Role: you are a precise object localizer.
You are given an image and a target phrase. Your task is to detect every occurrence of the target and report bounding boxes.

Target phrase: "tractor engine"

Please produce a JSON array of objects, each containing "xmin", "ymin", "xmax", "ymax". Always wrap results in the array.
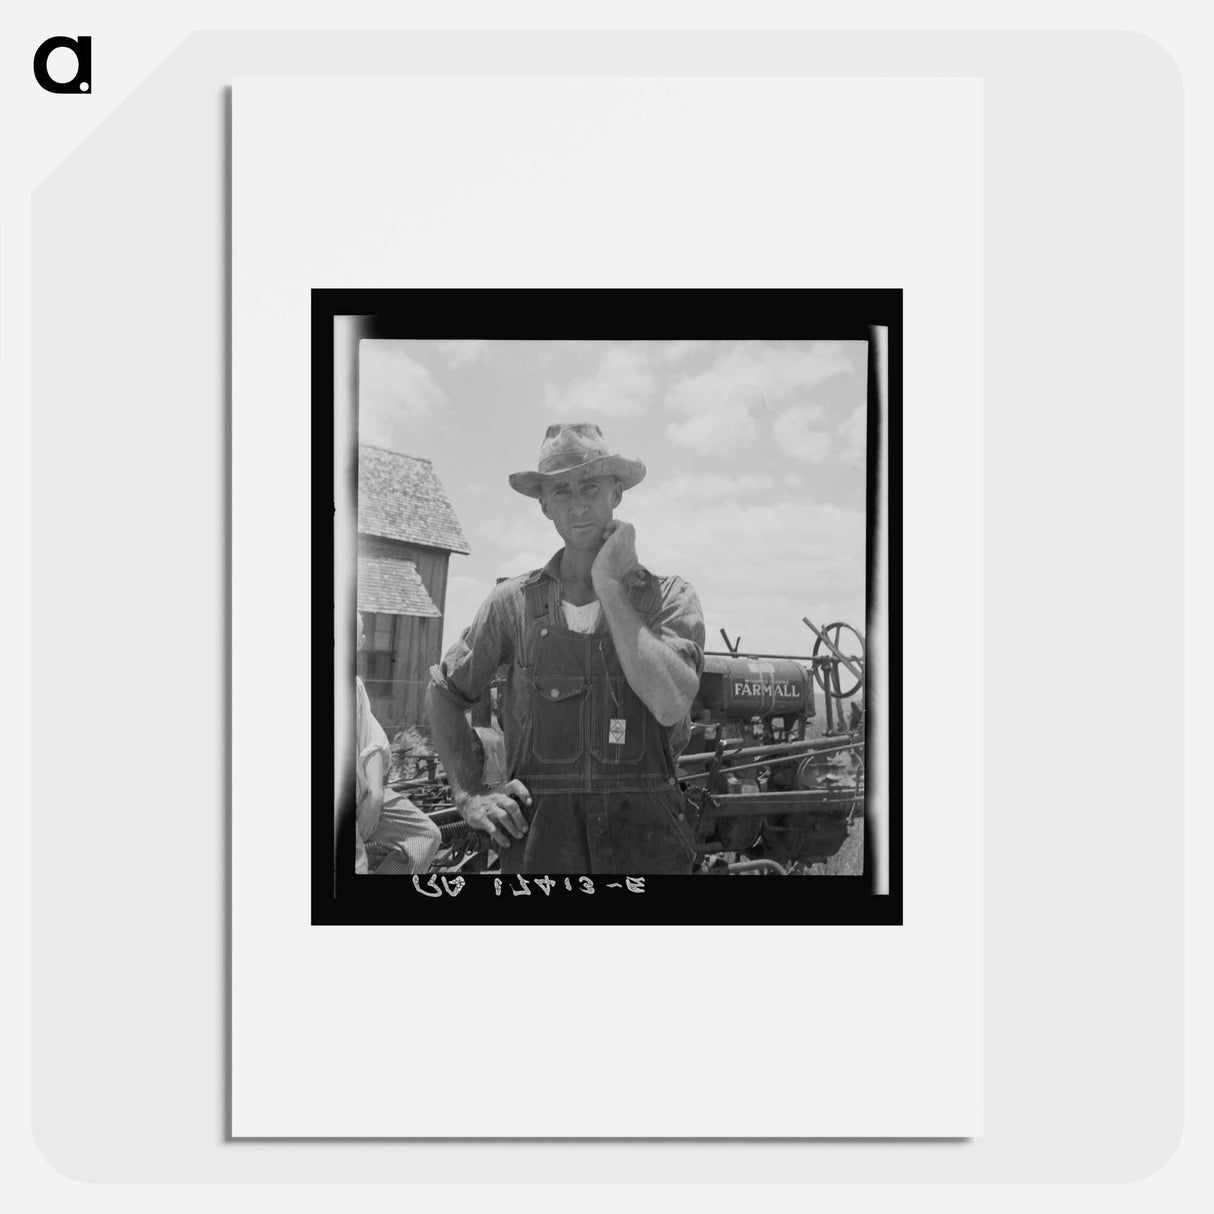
[
  {"xmin": 692, "ymin": 654, "xmax": 814, "ymax": 725},
  {"xmin": 683, "ymin": 652, "xmax": 860, "ymax": 866}
]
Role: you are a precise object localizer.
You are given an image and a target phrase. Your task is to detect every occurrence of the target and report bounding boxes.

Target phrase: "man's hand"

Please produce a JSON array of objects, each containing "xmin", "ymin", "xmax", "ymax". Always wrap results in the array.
[
  {"xmin": 457, "ymin": 778, "xmax": 532, "ymax": 851},
  {"xmin": 591, "ymin": 519, "xmax": 638, "ymax": 589}
]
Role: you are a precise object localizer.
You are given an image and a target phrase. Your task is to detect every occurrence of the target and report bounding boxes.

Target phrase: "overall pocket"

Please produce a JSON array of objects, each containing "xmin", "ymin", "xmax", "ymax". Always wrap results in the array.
[
  {"xmin": 610, "ymin": 789, "xmax": 697, "ymax": 872},
  {"xmin": 529, "ymin": 673, "xmax": 587, "ymax": 764},
  {"xmin": 656, "ymin": 787, "xmax": 698, "ymax": 861},
  {"xmin": 590, "ymin": 676, "xmax": 648, "ymax": 764}
]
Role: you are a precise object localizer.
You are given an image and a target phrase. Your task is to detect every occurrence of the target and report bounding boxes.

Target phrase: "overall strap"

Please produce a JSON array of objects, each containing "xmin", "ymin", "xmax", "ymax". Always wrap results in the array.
[
  {"xmin": 521, "ymin": 572, "xmax": 562, "ymax": 666},
  {"xmin": 523, "ymin": 577, "xmax": 551, "ymax": 624}
]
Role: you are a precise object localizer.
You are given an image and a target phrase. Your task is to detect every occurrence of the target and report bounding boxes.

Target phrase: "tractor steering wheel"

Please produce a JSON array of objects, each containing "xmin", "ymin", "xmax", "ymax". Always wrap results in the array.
[{"xmin": 811, "ymin": 621, "xmax": 865, "ymax": 699}]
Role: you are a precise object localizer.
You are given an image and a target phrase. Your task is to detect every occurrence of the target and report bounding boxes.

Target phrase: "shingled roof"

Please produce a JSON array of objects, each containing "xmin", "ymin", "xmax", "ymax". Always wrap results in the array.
[
  {"xmin": 357, "ymin": 556, "xmax": 441, "ymax": 618},
  {"xmin": 357, "ymin": 445, "xmax": 471, "ymax": 554}
]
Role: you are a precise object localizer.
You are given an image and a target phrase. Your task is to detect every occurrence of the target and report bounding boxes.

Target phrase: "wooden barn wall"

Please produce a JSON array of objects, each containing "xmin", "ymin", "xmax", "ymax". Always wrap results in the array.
[
  {"xmin": 357, "ymin": 533, "xmax": 454, "ymax": 732},
  {"xmin": 387, "ymin": 615, "xmax": 443, "ymax": 731}
]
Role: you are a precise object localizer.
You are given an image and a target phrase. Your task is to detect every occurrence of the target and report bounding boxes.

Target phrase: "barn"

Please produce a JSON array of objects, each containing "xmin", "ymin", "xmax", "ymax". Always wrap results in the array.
[{"xmin": 356, "ymin": 444, "xmax": 470, "ymax": 732}]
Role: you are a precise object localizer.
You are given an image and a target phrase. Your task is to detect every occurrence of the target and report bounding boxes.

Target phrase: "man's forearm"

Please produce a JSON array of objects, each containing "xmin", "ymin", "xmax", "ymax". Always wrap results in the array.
[
  {"xmin": 595, "ymin": 580, "xmax": 699, "ymax": 727},
  {"xmin": 424, "ymin": 683, "xmax": 484, "ymax": 804},
  {"xmin": 357, "ymin": 753, "xmax": 386, "ymax": 839}
]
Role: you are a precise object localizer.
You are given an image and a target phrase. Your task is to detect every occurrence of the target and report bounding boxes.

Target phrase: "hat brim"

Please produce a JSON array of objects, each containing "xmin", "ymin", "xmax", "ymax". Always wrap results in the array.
[{"xmin": 508, "ymin": 455, "xmax": 646, "ymax": 499}]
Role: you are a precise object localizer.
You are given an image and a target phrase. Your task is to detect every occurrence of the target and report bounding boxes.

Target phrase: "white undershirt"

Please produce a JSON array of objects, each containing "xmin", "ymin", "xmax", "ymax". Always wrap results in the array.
[{"xmin": 561, "ymin": 599, "xmax": 602, "ymax": 634}]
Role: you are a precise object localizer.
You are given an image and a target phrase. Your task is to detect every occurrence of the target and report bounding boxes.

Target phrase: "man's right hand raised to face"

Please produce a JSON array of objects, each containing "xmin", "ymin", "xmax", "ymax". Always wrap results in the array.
[{"xmin": 456, "ymin": 778, "xmax": 532, "ymax": 850}]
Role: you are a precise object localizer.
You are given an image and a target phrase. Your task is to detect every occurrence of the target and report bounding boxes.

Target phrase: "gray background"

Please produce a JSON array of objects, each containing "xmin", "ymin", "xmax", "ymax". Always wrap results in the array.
[{"xmin": 31, "ymin": 31, "xmax": 1180, "ymax": 1180}]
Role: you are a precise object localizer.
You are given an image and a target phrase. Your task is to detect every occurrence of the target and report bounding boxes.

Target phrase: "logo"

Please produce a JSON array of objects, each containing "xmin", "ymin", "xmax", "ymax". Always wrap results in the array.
[
  {"xmin": 733, "ymin": 680, "xmax": 802, "ymax": 700},
  {"xmin": 33, "ymin": 35, "xmax": 91, "ymax": 94}
]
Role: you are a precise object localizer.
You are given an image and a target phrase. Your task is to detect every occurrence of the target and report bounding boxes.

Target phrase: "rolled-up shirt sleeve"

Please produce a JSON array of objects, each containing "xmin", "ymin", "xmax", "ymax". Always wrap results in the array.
[
  {"xmin": 651, "ymin": 576, "xmax": 706, "ymax": 678},
  {"xmin": 429, "ymin": 583, "xmax": 514, "ymax": 711}
]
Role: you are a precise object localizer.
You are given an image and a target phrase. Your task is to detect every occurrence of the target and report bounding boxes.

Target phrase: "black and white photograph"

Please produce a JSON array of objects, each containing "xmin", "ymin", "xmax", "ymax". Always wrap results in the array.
[{"xmin": 317, "ymin": 288, "xmax": 900, "ymax": 924}]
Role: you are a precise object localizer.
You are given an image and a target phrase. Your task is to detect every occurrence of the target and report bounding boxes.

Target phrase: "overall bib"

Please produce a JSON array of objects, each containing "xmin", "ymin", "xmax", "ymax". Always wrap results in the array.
[{"xmin": 500, "ymin": 571, "xmax": 697, "ymax": 875}]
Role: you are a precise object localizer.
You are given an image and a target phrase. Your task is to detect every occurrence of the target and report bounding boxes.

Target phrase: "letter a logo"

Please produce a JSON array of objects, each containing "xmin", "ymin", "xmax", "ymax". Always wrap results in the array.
[{"xmin": 33, "ymin": 36, "xmax": 92, "ymax": 94}]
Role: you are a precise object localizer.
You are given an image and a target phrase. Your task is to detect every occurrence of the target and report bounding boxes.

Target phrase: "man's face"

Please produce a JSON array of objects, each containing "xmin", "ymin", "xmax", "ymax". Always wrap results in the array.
[{"xmin": 539, "ymin": 474, "xmax": 622, "ymax": 551}]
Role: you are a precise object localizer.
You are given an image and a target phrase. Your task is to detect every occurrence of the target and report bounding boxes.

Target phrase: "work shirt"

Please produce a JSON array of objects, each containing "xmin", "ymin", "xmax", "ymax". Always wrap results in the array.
[
  {"xmin": 429, "ymin": 549, "xmax": 706, "ymax": 872},
  {"xmin": 355, "ymin": 676, "xmax": 391, "ymax": 806}
]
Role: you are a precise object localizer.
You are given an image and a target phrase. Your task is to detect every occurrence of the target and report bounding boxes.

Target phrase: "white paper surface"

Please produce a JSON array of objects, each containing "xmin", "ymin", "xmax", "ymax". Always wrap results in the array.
[{"xmin": 232, "ymin": 75, "xmax": 982, "ymax": 1138}]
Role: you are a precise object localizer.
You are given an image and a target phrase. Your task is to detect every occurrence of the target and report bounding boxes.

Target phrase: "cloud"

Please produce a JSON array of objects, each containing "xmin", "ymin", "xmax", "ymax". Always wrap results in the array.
[
  {"xmin": 838, "ymin": 404, "xmax": 867, "ymax": 459},
  {"xmin": 546, "ymin": 345, "xmax": 658, "ymax": 418},
  {"xmin": 657, "ymin": 472, "xmax": 775, "ymax": 501},
  {"xmin": 663, "ymin": 403, "xmax": 757, "ymax": 453},
  {"xmin": 474, "ymin": 503, "xmax": 567, "ymax": 582},
  {"xmin": 495, "ymin": 549, "xmax": 556, "ymax": 581},
  {"xmin": 606, "ymin": 340, "xmax": 716, "ymax": 363},
  {"xmin": 359, "ymin": 341, "xmax": 450, "ymax": 448},
  {"xmin": 663, "ymin": 341, "xmax": 856, "ymax": 455},
  {"xmin": 621, "ymin": 473, "xmax": 866, "ymax": 654},
  {"xmin": 439, "ymin": 573, "xmax": 494, "ymax": 653},
  {"xmin": 476, "ymin": 502, "xmax": 554, "ymax": 553},
  {"xmin": 650, "ymin": 340, "xmax": 716, "ymax": 365},
  {"xmin": 433, "ymin": 339, "xmax": 489, "ymax": 369},
  {"xmin": 772, "ymin": 403, "xmax": 831, "ymax": 462}
]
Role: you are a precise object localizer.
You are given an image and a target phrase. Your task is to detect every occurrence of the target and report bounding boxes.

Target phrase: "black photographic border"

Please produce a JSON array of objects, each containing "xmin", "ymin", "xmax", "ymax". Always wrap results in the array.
[{"xmin": 312, "ymin": 288, "xmax": 902, "ymax": 926}]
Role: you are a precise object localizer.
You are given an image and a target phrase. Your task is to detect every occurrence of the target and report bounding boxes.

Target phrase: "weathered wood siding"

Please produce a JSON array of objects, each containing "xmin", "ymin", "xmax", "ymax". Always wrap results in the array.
[{"xmin": 358, "ymin": 533, "xmax": 452, "ymax": 732}]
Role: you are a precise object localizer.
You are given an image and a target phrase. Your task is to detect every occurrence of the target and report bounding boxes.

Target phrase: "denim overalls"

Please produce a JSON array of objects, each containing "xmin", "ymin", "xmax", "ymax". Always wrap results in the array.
[{"xmin": 499, "ymin": 568, "xmax": 697, "ymax": 874}]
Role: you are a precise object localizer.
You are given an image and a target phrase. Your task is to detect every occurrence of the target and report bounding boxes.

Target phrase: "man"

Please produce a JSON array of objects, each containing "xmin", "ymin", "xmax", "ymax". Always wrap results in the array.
[
  {"xmin": 354, "ymin": 613, "xmax": 443, "ymax": 875},
  {"xmin": 426, "ymin": 422, "xmax": 706, "ymax": 874}
]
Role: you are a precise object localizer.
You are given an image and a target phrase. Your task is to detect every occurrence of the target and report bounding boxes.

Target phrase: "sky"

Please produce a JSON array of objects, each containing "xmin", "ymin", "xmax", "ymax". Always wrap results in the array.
[{"xmin": 359, "ymin": 339, "xmax": 868, "ymax": 662}]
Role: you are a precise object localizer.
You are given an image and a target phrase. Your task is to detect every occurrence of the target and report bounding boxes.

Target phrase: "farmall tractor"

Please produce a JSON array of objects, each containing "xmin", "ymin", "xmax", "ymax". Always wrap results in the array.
[
  {"xmin": 678, "ymin": 618, "xmax": 866, "ymax": 875},
  {"xmin": 376, "ymin": 617, "xmax": 866, "ymax": 876}
]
